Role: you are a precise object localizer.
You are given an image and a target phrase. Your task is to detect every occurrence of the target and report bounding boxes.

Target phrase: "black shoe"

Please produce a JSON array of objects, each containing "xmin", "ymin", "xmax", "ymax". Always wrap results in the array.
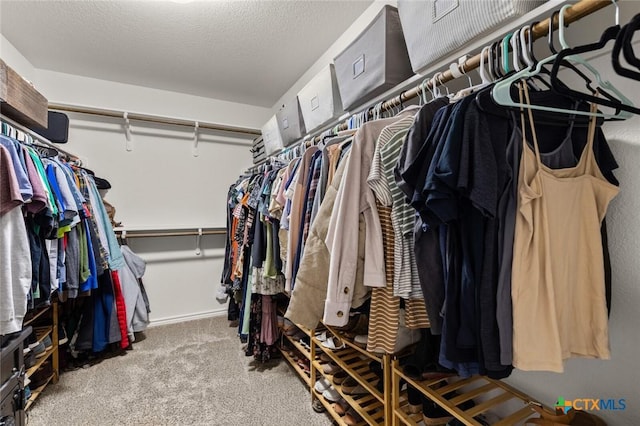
[{"xmin": 24, "ymin": 351, "xmax": 36, "ymax": 369}]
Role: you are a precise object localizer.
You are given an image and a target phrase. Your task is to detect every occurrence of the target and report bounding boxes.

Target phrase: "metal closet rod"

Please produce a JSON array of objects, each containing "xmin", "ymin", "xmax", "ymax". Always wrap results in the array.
[
  {"xmin": 48, "ymin": 102, "xmax": 262, "ymax": 136},
  {"xmin": 114, "ymin": 227, "xmax": 226, "ymax": 238},
  {"xmin": 299, "ymin": 0, "xmax": 613, "ymax": 145},
  {"xmin": 1, "ymin": 113, "xmax": 80, "ymax": 160}
]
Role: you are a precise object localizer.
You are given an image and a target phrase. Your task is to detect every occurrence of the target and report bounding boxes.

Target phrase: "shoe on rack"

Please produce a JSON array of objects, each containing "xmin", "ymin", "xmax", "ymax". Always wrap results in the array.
[
  {"xmin": 322, "ymin": 362, "xmax": 342, "ymax": 375},
  {"xmin": 422, "ymin": 394, "xmax": 475, "ymax": 426},
  {"xmin": 344, "ymin": 408, "xmax": 363, "ymax": 426},
  {"xmin": 23, "ymin": 386, "xmax": 31, "ymax": 404},
  {"xmin": 332, "ymin": 398, "xmax": 349, "ymax": 416},
  {"xmin": 312, "ymin": 399, "xmax": 326, "ymax": 413},
  {"xmin": 353, "ymin": 334, "xmax": 368, "ymax": 348},
  {"xmin": 314, "ymin": 377, "xmax": 332, "ymax": 393},
  {"xmin": 32, "ymin": 341, "xmax": 46, "ymax": 358},
  {"xmin": 321, "ymin": 336, "xmax": 345, "ymax": 351},
  {"xmin": 319, "ymin": 352, "xmax": 332, "ymax": 363},
  {"xmin": 42, "ymin": 335, "xmax": 53, "ymax": 351},
  {"xmin": 322, "ymin": 386, "xmax": 341, "ymax": 403},
  {"xmin": 315, "ymin": 330, "xmax": 329, "ymax": 342},
  {"xmin": 27, "ymin": 333, "xmax": 39, "ymax": 350},
  {"xmin": 343, "ymin": 382, "xmax": 370, "ymax": 396},
  {"xmin": 29, "ymin": 362, "xmax": 53, "ymax": 389},
  {"xmin": 332, "ymin": 370, "xmax": 349, "ymax": 385},
  {"xmin": 24, "ymin": 351, "xmax": 36, "ymax": 369},
  {"xmin": 407, "ymin": 386, "xmax": 422, "ymax": 414}
]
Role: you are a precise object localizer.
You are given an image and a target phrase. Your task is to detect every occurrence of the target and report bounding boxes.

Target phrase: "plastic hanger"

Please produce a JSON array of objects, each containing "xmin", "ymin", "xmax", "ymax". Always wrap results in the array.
[
  {"xmin": 491, "ymin": 41, "xmax": 504, "ymax": 79},
  {"xmin": 549, "ymin": 2, "xmax": 637, "ymax": 115},
  {"xmin": 622, "ymin": 13, "xmax": 640, "ymax": 67},
  {"xmin": 492, "ymin": 5, "xmax": 630, "ymax": 119},
  {"xmin": 612, "ymin": 14, "xmax": 640, "ymax": 79},
  {"xmin": 502, "ymin": 33, "xmax": 513, "ymax": 74}
]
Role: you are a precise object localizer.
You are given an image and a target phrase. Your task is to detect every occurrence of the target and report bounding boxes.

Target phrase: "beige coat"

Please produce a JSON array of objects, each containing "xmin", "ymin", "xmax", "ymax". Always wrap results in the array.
[{"xmin": 285, "ymin": 151, "xmax": 371, "ymax": 329}]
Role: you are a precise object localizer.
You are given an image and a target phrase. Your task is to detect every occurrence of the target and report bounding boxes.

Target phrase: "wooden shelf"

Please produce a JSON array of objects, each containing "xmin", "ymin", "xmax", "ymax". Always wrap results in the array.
[
  {"xmin": 312, "ymin": 388, "xmax": 369, "ymax": 426},
  {"xmin": 25, "ymin": 373, "xmax": 54, "ymax": 411},
  {"xmin": 26, "ymin": 347, "xmax": 54, "ymax": 377},
  {"xmin": 23, "ymin": 306, "xmax": 51, "ymax": 327},
  {"xmin": 391, "ymin": 359, "xmax": 543, "ymax": 426},
  {"xmin": 33, "ymin": 326, "xmax": 53, "ymax": 344},
  {"xmin": 314, "ymin": 339, "xmax": 383, "ymax": 403},
  {"xmin": 324, "ymin": 324, "xmax": 383, "ymax": 361},
  {"xmin": 279, "ymin": 345, "xmax": 311, "ymax": 387},
  {"xmin": 281, "ymin": 331, "xmax": 312, "ymax": 360}
]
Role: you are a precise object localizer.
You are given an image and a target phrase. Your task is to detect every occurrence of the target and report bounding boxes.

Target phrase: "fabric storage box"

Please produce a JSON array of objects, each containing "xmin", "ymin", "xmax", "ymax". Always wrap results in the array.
[
  {"xmin": 398, "ymin": 0, "xmax": 546, "ymax": 73},
  {"xmin": 276, "ymin": 98, "xmax": 306, "ymax": 146},
  {"xmin": 261, "ymin": 116, "xmax": 284, "ymax": 156},
  {"xmin": 333, "ymin": 5, "xmax": 414, "ymax": 110},
  {"xmin": 297, "ymin": 64, "xmax": 343, "ymax": 132}
]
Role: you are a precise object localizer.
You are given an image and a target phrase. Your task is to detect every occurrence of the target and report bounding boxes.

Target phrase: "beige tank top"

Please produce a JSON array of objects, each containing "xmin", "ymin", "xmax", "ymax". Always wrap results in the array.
[{"xmin": 511, "ymin": 84, "xmax": 620, "ymax": 372}]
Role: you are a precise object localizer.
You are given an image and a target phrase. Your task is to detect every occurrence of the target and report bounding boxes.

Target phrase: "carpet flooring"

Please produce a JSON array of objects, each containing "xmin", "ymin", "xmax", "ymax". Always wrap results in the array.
[{"xmin": 27, "ymin": 316, "xmax": 331, "ymax": 426}]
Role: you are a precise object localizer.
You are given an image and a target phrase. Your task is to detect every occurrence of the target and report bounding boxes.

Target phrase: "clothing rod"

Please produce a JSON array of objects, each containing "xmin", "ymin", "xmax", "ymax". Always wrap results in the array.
[
  {"xmin": 301, "ymin": 0, "xmax": 612, "ymax": 144},
  {"xmin": 1, "ymin": 113, "xmax": 80, "ymax": 160},
  {"xmin": 113, "ymin": 226, "xmax": 226, "ymax": 238},
  {"xmin": 48, "ymin": 102, "xmax": 262, "ymax": 137},
  {"xmin": 115, "ymin": 230, "xmax": 226, "ymax": 238}
]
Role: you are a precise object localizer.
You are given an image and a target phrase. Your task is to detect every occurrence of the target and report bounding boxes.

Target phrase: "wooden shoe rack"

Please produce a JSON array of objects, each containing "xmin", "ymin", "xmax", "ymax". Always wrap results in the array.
[
  {"xmin": 391, "ymin": 358, "xmax": 546, "ymax": 426},
  {"xmin": 22, "ymin": 301, "xmax": 59, "ymax": 411},
  {"xmin": 278, "ymin": 316, "xmax": 546, "ymax": 426}
]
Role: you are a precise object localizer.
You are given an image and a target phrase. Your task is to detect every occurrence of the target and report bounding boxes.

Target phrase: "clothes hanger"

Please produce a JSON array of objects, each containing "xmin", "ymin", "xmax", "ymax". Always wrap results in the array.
[
  {"xmin": 491, "ymin": 41, "xmax": 504, "ymax": 79},
  {"xmin": 492, "ymin": 5, "xmax": 629, "ymax": 119},
  {"xmin": 502, "ymin": 32, "xmax": 514, "ymax": 74},
  {"xmin": 549, "ymin": 2, "xmax": 637, "ymax": 115},
  {"xmin": 622, "ymin": 13, "xmax": 640, "ymax": 68},
  {"xmin": 612, "ymin": 14, "xmax": 640, "ymax": 80}
]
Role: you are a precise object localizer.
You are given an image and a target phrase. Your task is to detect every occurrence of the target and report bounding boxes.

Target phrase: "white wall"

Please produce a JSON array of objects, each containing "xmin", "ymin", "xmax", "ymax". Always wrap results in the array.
[
  {"xmin": 30, "ymin": 71, "xmax": 272, "ymax": 325},
  {"xmin": 0, "ymin": 33, "xmax": 36, "ymax": 82}
]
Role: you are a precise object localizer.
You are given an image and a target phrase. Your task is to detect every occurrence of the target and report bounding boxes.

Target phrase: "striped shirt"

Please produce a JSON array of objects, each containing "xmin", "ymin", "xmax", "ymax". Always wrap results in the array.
[{"xmin": 368, "ymin": 116, "xmax": 424, "ymax": 300}]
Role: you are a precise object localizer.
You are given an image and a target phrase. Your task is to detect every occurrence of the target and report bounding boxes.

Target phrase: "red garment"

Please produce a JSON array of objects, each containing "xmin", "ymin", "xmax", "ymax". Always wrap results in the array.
[{"xmin": 111, "ymin": 270, "xmax": 129, "ymax": 349}]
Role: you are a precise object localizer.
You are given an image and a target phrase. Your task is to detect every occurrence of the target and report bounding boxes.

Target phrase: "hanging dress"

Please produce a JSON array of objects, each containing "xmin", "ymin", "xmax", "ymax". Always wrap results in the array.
[{"xmin": 511, "ymin": 85, "xmax": 619, "ymax": 372}]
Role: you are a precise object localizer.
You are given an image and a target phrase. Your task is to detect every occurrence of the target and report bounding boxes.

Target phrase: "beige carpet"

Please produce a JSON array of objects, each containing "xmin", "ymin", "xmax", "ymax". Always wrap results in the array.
[{"xmin": 27, "ymin": 316, "xmax": 331, "ymax": 426}]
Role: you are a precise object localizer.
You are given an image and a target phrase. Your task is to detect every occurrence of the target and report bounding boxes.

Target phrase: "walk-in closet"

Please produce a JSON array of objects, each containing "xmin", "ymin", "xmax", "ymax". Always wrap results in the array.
[{"xmin": 1, "ymin": 0, "xmax": 639, "ymax": 425}]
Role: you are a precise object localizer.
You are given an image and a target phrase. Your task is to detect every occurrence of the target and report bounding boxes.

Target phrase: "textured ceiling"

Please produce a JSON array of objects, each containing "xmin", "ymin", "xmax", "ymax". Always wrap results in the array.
[{"xmin": 0, "ymin": 0, "xmax": 372, "ymax": 107}]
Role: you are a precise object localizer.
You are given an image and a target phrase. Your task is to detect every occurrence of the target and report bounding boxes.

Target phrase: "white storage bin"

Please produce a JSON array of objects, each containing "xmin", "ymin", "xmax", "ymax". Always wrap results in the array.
[
  {"xmin": 276, "ymin": 98, "xmax": 306, "ymax": 146},
  {"xmin": 297, "ymin": 64, "xmax": 343, "ymax": 133},
  {"xmin": 333, "ymin": 5, "xmax": 414, "ymax": 110},
  {"xmin": 261, "ymin": 115, "xmax": 284, "ymax": 156},
  {"xmin": 398, "ymin": 0, "xmax": 546, "ymax": 74}
]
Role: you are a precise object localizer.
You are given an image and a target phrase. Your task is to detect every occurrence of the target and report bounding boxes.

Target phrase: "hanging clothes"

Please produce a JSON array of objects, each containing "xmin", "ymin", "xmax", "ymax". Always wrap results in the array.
[{"xmin": 511, "ymin": 86, "xmax": 619, "ymax": 372}]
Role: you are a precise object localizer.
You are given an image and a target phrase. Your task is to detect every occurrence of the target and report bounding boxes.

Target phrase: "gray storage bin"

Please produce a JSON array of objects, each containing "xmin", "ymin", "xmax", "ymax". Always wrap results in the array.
[
  {"xmin": 333, "ymin": 5, "xmax": 414, "ymax": 110},
  {"xmin": 398, "ymin": 0, "xmax": 546, "ymax": 74},
  {"xmin": 297, "ymin": 64, "xmax": 343, "ymax": 132},
  {"xmin": 261, "ymin": 115, "xmax": 284, "ymax": 156},
  {"xmin": 276, "ymin": 98, "xmax": 306, "ymax": 146}
]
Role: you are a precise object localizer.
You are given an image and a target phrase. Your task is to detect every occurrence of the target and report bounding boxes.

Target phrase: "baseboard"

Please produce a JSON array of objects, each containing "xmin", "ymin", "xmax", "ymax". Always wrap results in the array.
[{"xmin": 148, "ymin": 310, "xmax": 227, "ymax": 327}]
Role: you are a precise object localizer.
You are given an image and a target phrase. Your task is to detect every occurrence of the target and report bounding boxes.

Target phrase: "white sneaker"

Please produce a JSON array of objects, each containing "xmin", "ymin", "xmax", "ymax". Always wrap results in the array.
[
  {"xmin": 322, "ymin": 386, "xmax": 341, "ymax": 402},
  {"xmin": 314, "ymin": 377, "xmax": 332, "ymax": 393}
]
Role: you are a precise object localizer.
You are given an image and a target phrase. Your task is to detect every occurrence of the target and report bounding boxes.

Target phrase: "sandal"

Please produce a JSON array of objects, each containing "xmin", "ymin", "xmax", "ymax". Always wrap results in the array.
[
  {"xmin": 332, "ymin": 398, "xmax": 349, "ymax": 416},
  {"xmin": 333, "ymin": 370, "xmax": 349, "ymax": 385},
  {"xmin": 321, "ymin": 336, "xmax": 345, "ymax": 351},
  {"xmin": 322, "ymin": 362, "xmax": 342, "ymax": 375},
  {"xmin": 344, "ymin": 408, "xmax": 363, "ymax": 426}
]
